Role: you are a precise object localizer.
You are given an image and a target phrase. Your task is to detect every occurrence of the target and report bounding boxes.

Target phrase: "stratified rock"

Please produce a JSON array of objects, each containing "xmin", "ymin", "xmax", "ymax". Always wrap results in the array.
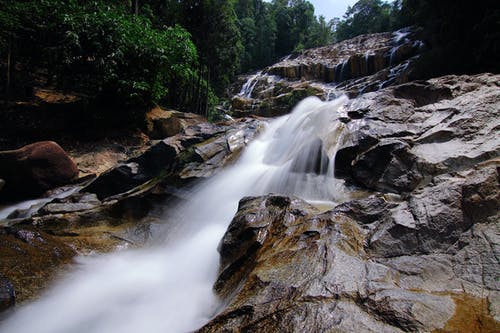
[
  {"xmin": 228, "ymin": 28, "xmax": 424, "ymax": 117},
  {"xmin": 0, "ymin": 141, "xmax": 79, "ymax": 201},
  {"xmin": 335, "ymin": 74, "xmax": 500, "ymax": 194},
  {"xmin": 82, "ymin": 118, "xmax": 262, "ymax": 200}
]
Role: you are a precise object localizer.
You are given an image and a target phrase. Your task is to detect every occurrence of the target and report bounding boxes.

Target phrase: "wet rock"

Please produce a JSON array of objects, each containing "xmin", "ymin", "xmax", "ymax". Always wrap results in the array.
[
  {"xmin": 82, "ymin": 118, "xmax": 262, "ymax": 200},
  {"xmin": 228, "ymin": 28, "xmax": 425, "ymax": 118},
  {"xmin": 199, "ymin": 195, "xmax": 461, "ymax": 332},
  {"xmin": 336, "ymin": 74, "xmax": 500, "ymax": 193},
  {"xmin": 367, "ymin": 163, "xmax": 499, "ymax": 257},
  {"xmin": 0, "ymin": 276, "xmax": 15, "ymax": 319},
  {"xmin": 0, "ymin": 141, "xmax": 79, "ymax": 201},
  {"xmin": 289, "ymin": 138, "xmax": 329, "ymax": 175},
  {"xmin": 0, "ymin": 226, "xmax": 76, "ymax": 303},
  {"xmin": 83, "ymin": 140, "xmax": 177, "ymax": 200},
  {"xmin": 39, "ymin": 193, "xmax": 101, "ymax": 215}
]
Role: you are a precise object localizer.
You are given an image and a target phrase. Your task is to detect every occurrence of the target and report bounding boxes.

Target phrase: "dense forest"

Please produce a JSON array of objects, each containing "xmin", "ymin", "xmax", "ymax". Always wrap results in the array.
[{"xmin": 0, "ymin": 0, "xmax": 498, "ymax": 120}]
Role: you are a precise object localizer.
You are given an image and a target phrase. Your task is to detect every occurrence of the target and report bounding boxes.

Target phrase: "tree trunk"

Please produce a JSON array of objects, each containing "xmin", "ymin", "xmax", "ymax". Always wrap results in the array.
[
  {"xmin": 134, "ymin": 0, "xmax": 139, "ymax": 15},
  {"xmin": 205, "ymin": 68, "xmax": 210, "ymax": 117},
  {"xmin": 6, "ymin": 33, "xmax": 11, "ymax": 98}
]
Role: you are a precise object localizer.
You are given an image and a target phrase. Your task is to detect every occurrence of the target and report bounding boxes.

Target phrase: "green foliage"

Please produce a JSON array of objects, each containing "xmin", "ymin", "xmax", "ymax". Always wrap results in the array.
[
  {"xmin": 138, "ymin": 0, "xmax": 243, "ymax": 98},
  {"xmin": 334, "ymin": 0, "xmax": 396, "ymax": 41},
  {"xmin": 234, "ymin": 0, "xmax": 334, "ymax": 73},
  {"xmin": 0, "ymin": 0, "xmax": 202, "ymax": 117}
]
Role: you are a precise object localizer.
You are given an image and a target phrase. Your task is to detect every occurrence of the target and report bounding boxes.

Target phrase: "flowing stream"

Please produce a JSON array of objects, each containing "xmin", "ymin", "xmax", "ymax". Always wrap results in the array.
[{"xmin": 1, "ymin": 96, "xmax": 352, "ymax": 333}]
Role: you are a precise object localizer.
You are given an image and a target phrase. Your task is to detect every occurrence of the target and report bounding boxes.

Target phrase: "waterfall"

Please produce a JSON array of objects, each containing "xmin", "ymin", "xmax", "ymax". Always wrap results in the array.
[
  {"xmin": 238, "ymin": 71, "xmax": 262, "ymax": 98},
  {"xmin": 0, "ymin": 96, "xmax": 351, "ymax": 333}
]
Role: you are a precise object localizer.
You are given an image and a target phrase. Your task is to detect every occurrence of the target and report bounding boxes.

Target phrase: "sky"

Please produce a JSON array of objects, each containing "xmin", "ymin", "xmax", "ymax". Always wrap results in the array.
[{"xmin": 308, "ymin": 0, "xmax": 359, "ymax": 21}]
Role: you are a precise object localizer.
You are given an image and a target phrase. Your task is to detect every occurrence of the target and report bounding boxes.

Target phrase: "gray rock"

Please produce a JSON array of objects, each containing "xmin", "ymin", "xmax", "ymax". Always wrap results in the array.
[{"xmin": 335, "ymin": 74, "xmax": 500, "ymax": 194}]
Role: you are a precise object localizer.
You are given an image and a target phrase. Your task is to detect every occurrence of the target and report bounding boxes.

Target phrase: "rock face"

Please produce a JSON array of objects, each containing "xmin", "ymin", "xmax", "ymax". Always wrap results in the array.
[
  {"xmin": 199, "ymin": 74, "xmax": 500, "ymax": 332},
  {"xmin": 229, "ymin": 28, "xmax": 423, "ymax": 117},
  {"xmin": 0, "ymin": 141, "xmax": 79, "ymax": 201},
  {"xmin": 200, "ymin": 164, "xmax": 499, "ymax": 332},
  {"xmin": 335, "ymin": 74, "xmax": 500, "ymax": 194}
]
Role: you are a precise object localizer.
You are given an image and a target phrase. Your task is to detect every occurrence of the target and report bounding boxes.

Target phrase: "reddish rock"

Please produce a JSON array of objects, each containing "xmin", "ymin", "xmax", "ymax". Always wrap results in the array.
[{"xmin": 0, "ymin": 141, "xmax": 78, "ymax": 201}]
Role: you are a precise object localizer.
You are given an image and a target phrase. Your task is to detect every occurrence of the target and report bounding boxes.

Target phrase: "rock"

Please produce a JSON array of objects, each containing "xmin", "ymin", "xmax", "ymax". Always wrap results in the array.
[
  {"xmin": 289, "ymin": 137, "xmax": 329, "ymax": 174},
  {"xmin": 0, "ymin": 276, "xmax": 15, "ymax": 319},
  {"xmin": 228, "ymin": 28, "xmax": 425, "ymax": 118},
  {"xmin": 0, "ymin": 226, "xmax": 76, "ymax": 304},
  {"xmin": 83, "ymin": 140, "xmax": 177, "ymax": 200},
  {"xmin": 360, "ymin": 162, "xmax": 499, "ymax": 259},
  {"xmin": 82, "ymin": 118, "xmax": 262, "ymax": 200},
  {"xmin": 0, "ymin": 141, "xmax": 79, "ymax": 201},
  {"xmin": 38, "ymin": 193, "xmax": 101, "ymax": 215},
  {"xmin": 199, "ymin": 194, "xmax": 463, "ymax": 332},
  {"xmin": 335, "ymin": 74, "xmax": 500, "ymax": 194},
  {"xmin": 0, "ymin": 179, "xmax": 4, "ymax": 193},
  {"xmin": 144, "ymin": 107, "xmax": 205, "ymax": 139}
]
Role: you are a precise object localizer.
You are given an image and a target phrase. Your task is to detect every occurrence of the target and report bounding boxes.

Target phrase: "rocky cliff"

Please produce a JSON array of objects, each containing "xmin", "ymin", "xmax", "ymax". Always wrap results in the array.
[{"xmin": 229, "ymin": 27, "xmax": 423, "ymax": 118}]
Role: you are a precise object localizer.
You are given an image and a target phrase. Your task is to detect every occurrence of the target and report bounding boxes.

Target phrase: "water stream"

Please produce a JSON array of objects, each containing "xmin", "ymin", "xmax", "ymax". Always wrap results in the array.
[{"xmin": 1, "ymin": 96, "xmax": 352, "ymax": 333}]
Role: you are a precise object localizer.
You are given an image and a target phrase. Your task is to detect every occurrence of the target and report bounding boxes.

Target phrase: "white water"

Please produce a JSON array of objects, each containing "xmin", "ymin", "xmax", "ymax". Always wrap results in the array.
[
  {"xmin": 0, "ymin": 187, "xmax": 80, "ymax": 221},
  {"xmin": 1, "ymin": 96, "xmax": 351, "ymax": 333},
  {"xmin": 238, "ymin": 71, "xmax": 262, "ymax": 98}
]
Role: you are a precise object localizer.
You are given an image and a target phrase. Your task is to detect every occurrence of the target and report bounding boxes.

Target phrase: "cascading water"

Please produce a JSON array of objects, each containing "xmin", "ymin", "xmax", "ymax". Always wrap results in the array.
[
  {"xmin": 0, "ymin": 187, "xmax": 80, "ymax": 221},
  {"xmin": 238, "ymin": 71, "xmax": 262, "ymax": 98},
  {"xmin": 0, "ymin": 96, "xmax": 352, "ymax": 333}
]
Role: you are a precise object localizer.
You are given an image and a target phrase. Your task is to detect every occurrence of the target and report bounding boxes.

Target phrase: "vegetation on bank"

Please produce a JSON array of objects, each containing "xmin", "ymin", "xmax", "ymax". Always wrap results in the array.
[
  {"xmin": 0, "ymin": 0, "xmax": 498, "ymax": 123},
  {"xmin": 0, "ymin": 0, "xmax": 336, "ymax": 120}
]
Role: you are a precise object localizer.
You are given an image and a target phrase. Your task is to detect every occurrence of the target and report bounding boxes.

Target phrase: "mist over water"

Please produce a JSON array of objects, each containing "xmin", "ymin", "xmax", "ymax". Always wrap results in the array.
[{"xmin": 1, "ymin": 96, "xmax": 351, "ymax": 333}]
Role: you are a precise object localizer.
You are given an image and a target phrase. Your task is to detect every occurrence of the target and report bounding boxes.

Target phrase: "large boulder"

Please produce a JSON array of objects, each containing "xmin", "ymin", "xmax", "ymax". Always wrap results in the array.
[
  {"xmin": 144, "ymin": 107, "xmax": 206, "ymax": 139},
  {"xmin": 335, "ymin": 74, "xmax": 500, "ymax": 194},
  {"xmin": 199, "ymin": 193, "xmax": 497, "ymax": 332},
  {"xmin": 199, "ymin": 157, "xmax": 499, "ymax": 331},
  {"xmin": 0, "ymin": 141, "xmax": 79, "ymax": 201}
]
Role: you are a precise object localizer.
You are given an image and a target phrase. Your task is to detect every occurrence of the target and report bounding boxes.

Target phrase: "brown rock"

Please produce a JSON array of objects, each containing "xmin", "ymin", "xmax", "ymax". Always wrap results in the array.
[
  {"xmin": 0, "ymin": 141, "xmax": 79, "ymax": 201},
  {"xmin": 145, "ymin": 107, "xmax": 205, "ymax": 139},
  {"xmin": 0, "ymin": 226, "xmax": 76, "ymax": 303}
]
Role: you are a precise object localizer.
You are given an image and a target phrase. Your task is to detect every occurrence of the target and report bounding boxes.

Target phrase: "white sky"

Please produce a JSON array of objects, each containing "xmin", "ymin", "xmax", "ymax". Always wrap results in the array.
[
  {"xmin": 308, "ymin": 0, "xmax": 394, "ymax": 22},
  {"xmin": 308, "ymin": 0, "xmax": 358, "ymax": 21}
]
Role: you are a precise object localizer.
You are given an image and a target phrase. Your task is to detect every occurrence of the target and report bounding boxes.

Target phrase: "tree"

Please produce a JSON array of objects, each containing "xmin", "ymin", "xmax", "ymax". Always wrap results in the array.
[
  {"xmin": 400, "ymin": 0, "xmax": 500, "ymax": 76},
  {"xmin": 335, "ymin": 0, "xmax": 394, "ymax": 41}
]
